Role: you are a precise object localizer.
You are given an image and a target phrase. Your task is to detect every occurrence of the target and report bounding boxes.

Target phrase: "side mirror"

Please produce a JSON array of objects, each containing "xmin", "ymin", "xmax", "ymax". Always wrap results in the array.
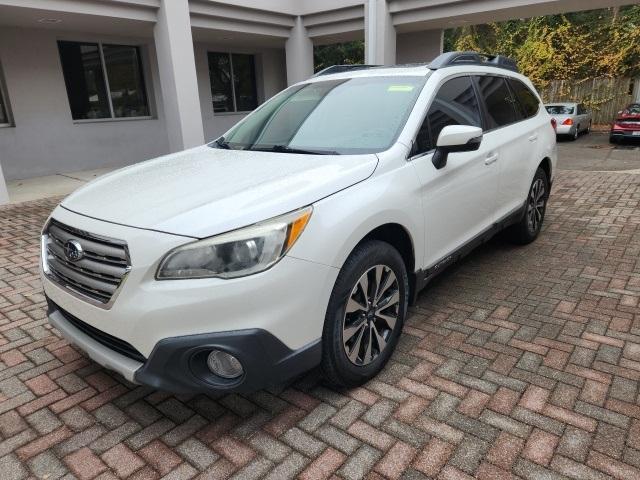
[{"xmin": 432, "ymin": 125, "xmax": 483, "ymax": 169}]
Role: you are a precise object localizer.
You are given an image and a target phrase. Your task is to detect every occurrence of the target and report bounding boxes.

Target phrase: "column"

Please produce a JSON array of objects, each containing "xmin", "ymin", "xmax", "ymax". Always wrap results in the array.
[
  {"xmin": 365, "ymin": 0, "xmax": 396, "ymax": 65},
  {"xmin": 0, "ymin": 162, "xmax": 8, "ymax": 204},
  {"xmin": 154, "ymin": 0, "xmax": 204, "ymax": 152},
  {"xmin": 396, "ymin": 29, "xmax": 444, "ymax": 64},
  {"xmin": 285, "ymin": 17, "xmax": 314, "ymax": 85}
]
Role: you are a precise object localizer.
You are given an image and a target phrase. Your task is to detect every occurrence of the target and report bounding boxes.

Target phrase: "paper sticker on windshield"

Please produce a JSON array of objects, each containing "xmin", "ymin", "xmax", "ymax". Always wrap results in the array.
[{"xmin": 388, "ymin": 85, "xmax": 415, "ymax": 92}]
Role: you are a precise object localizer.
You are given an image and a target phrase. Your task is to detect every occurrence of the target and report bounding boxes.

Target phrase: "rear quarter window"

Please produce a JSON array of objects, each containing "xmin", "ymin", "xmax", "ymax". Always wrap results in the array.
[
  {"xmin": 508, "ymin": 79, "xmax": 540, "ymax": 119},
  {"xmin": 475, "ymin": 75, "xmax": 519, "ymax": 129}
]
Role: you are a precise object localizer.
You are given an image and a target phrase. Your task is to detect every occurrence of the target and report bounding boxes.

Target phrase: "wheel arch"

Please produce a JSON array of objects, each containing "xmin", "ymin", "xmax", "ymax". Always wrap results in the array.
[
  {"xmin": 354, "ymin": 223, "xmax": 418, "ymax": 303},
  {"xmin": 538, "ymin": 157, "xmax": 552, "ymax": 185}
]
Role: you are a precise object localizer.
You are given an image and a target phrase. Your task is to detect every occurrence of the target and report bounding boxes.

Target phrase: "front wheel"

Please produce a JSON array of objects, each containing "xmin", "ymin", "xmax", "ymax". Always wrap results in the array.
[
  {"xmin": 508, "ymin": 167, "xmax": 549, "ymax": 245},
  {"xmin": 321, "ymin": 240, "xmax": 408, "ymax": 388}
]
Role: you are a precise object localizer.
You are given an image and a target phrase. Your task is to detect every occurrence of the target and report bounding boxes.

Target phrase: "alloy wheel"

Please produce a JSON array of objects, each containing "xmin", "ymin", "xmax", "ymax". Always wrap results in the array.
[
  {"xmin": 527, "ymin": 178, "xmax": 546, "ymax": 233},
  {"xmin": 342, "ymin": 265, "xmax": 400, "ymax": 366}
]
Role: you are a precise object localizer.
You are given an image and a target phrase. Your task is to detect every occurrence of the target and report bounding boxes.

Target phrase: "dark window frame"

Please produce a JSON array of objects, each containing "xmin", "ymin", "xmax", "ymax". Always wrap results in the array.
[
  {"xmin": 0, "ymin": 63, "xmax": 12, "ymax": 127},
  {"xmin": 472, "ymin": 74, "xmax": 523, "ymax": 133},
  {"xmin": 506, "ymin": 78, "xmax": 540, "ymax": 120},
  {"xmin": 58, "ymin": 40, "xmax": 151, "ymax": 122},
  {"xmin": 410, "ymin": 74, "xmax": 483, "ymax": 158},
  {"xmin": 208, "ymin": 51, "xmax": 258, "ymax": 114}
]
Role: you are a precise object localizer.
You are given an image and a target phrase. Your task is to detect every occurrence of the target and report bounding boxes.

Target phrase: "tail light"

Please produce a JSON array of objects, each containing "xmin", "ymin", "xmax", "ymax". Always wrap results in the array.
[
  {"xmin": 562, "ymin": 118, "xmax": 573, "ymax": 126},
  {"xmin": 551, "ymin": 118, "xmax": 557, "ymax": 132}
]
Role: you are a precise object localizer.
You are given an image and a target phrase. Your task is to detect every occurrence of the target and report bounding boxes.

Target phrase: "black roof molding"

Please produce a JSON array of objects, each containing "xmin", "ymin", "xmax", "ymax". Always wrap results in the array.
[
  {"xmin": 312, "ymin": 64, "xmax": 380, "ymax": 77},
  {"xmin": 428, "ymin": 51, "xmax": 519, "ymax": 72}
]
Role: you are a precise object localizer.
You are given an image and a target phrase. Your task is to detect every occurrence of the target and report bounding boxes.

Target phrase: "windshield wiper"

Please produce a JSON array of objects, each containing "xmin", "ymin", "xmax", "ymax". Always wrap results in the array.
[
  {"xmin": 212, "ymin": 137, "xmax": 230, "ymax": 149},
  {"xmin": 250, "ymin": 145, "xmax": 339, "ymax": 155}
]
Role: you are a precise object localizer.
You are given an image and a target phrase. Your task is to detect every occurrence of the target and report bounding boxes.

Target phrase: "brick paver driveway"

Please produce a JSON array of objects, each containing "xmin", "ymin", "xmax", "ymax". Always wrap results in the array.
[{"xmin": 2, "ymin": 168, "xmax": 640, "ymax": 480}]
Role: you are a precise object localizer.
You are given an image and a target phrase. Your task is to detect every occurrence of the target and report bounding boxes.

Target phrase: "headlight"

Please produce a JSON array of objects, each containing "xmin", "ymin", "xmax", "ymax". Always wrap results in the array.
[{"xmin": 156, "ymin": 206, "xmax": 312, "ymax": 280}]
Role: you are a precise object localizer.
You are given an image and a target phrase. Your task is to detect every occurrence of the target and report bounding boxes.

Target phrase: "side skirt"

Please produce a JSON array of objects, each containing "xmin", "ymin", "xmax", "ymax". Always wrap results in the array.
[{"xmin": 410, "ymin": 203, "xmax": 526, "ymax": 304}]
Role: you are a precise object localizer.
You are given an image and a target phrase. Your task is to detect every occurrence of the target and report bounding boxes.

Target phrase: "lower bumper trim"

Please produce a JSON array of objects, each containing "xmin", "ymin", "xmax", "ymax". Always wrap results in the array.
[
  {"xmin": 135, "ymin": 329, "xmax": 322, "ymax": 394},
  {"xmin": 46, "ymin": 296, "xmax": 321, "ymax": 394},
  {"xmin": 47, "ymin": 304, "xmax": 142, "ymax": 383}
]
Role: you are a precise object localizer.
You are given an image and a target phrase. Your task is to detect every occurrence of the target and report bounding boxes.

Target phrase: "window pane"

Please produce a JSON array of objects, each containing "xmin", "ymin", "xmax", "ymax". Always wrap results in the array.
[
  {"xmin": 103, "ymin": 45, "xmax": 149, "ymax": 118},
  {"xmin": 58, "ymin": 41, "xmax": 110, "ymax": 120},
  {"xmin": 476, "ymin": 76, "xmax": 518, "ymax": 129},
  {"xmin": 0, "ymin": 88, "xmax": 7, "ymax": 124},
  {"xmin": 416, "ymin": 76, "xmax": 481, "ymax": 153},
  {"xmin": 232, "ymin": 54, "xmax": 257, "ymax": 112},
  {"xmin": 545, "ymin": 105, "xmax": 574, "ymax": 115},
  {"xmin": 508, "ymin": 79, "xmax": 539, "ymax": 119},
  {"xmin": 208, "ymin": 52, "xmax": 234, "ymax": 113}
]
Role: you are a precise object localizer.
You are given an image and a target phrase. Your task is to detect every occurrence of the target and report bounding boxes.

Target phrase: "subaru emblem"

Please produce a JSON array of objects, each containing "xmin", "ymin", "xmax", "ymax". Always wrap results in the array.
[{"xmin": 64, "ymin": 239, "xmax": 84, "ymax": 262}]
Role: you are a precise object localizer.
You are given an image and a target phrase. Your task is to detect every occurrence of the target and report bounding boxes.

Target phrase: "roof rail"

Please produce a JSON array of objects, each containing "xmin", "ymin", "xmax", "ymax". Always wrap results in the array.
[
  {"xmin": 312, "ymin": 64, "xmax": 380, "ymax": 77},
  {"xmin": 428, "ymin": 51, "xmax": 519, "ymax": 72}
]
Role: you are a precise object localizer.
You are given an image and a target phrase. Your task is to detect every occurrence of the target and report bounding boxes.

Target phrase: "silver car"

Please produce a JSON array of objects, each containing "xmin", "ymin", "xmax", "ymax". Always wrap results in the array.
[{"xmin": 545, "ymin": 102, "xmax": 592, "ymax": 140}]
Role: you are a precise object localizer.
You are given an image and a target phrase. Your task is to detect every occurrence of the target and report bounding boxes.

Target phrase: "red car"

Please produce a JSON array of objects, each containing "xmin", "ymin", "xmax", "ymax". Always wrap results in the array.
[{"xmin": 610, "ymin": 103, "xmax": 640, "ymax": 143}]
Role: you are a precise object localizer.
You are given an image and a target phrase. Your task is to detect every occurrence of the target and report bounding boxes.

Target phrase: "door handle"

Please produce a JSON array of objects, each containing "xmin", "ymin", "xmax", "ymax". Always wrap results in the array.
[
  {"xmin": 528, "ymin": 134, "xmax": 538, "ymax": 142},
  {"xmin": 485, "ymin": 153, "xmax": 498, "ymax": 165}
]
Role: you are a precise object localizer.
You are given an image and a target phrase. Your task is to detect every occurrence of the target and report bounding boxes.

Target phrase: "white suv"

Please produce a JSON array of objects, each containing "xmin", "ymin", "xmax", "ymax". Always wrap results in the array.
[{"xmin": 41, "ymin": 52, "xmax": 557, "ymax": 393}]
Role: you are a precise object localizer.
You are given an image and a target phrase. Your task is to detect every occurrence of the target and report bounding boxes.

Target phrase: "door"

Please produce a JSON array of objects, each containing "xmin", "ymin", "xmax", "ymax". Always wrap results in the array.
[
  {"xmin": 475, "ymin": 75, "xmax": 536, "ymax": 220},
  {"xmin": 410, "ymin": 75, "xmax": 499, "ymax": 268},
  {"xmin": 577, "ymin": 103, "xmax": 590, "ymax": 130}
]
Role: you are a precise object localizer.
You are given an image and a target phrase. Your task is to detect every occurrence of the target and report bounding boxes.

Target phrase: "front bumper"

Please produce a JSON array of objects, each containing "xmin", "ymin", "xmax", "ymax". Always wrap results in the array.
[
  {"xmin": 47, "ymin": 298, "xmax": 322, "ymax": 393},
  {"xmin": 42, "ymin": 206, "xmax": 339, "ymax": 393}
]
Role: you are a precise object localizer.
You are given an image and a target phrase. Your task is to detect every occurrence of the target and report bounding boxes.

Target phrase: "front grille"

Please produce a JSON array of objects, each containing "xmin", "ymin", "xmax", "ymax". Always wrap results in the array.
[
  {"xmin": 43, "ymin": 220, "xmax": 130, "ymax": 307},
  {"xmin": 54, "ymin": 302, "xmax": 145, "ymax": 362}
]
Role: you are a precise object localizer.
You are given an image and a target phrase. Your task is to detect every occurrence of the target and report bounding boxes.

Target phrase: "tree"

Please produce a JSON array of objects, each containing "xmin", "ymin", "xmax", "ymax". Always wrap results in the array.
[
  {"xmin": 444, "ymin": 6, "xmax": 640, "ymax": 86},
  {"xmin": 314, "ymin": 41, "xmax": 365, "ymax": 72}
]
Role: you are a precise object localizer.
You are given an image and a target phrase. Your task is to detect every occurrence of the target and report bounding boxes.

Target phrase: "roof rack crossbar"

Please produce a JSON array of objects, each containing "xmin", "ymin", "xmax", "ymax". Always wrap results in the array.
[
  {"xmin": 427, "ymin": 51, "xmax": 519, "ymax": 73},
  {"xmin": 312, "ymin": 64, "xmax": 380, "ymax": 77}
]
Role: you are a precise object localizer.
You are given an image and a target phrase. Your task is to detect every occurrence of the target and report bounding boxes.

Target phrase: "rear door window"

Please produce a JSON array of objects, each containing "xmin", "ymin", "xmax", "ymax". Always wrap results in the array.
[
  {"xmin": 414, "ymin": 76, "xmax": 482, "ymax": 155},
  {"xmin": 508, "ymin": 79, "xmax": 540, "ymax": 119},
  {"xmin": 475, "ymin": 75, "xmax": 519, "ymax": 129}
]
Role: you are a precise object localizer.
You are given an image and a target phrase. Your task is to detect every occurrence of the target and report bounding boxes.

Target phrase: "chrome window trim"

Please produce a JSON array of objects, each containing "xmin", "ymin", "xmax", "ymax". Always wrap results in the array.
[{"xmin": 41, "ymin": 219, "xmax": 131, "ymax": 310}]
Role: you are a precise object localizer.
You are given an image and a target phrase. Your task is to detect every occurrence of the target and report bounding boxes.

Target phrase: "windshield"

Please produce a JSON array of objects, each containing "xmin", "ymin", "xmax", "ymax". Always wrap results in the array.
[
  {"xmin": 545, "ymin": 105, "xmax": 574, "ymax": 115},
  {"xmin": 624, "ymin": 104, "xmax": 640, "ymax": 115},
  {"xmin": 214, "ymin": 76, "xmax": 427, "ymax": 154}
]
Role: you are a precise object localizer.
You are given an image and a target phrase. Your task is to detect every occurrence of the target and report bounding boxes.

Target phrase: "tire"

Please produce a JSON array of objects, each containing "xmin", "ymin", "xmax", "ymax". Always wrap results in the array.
[
  {"xmin": 586, "ymin": 121, "xmax": 591, "ymax": 134},
  {"xmin": 321, "ymin": 240, "xmax": 409, "ymax": 388},
  {"xmin": 571, "ymin": 127, "xmax": 579, "ymax": 141},
  {"xmin": 610, "ymin": 136, "xmax": 617, "ymax": 144},
  {"xmin": 508, "ymin": 167, "xmax": 549, "ymax": 245}
]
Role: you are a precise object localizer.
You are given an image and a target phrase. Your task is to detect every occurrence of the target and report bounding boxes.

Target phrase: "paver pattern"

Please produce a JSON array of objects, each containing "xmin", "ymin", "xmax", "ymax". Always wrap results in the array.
[{"xmin": 2, "ymin": 168, "xmax": 640, "ymax": 480}]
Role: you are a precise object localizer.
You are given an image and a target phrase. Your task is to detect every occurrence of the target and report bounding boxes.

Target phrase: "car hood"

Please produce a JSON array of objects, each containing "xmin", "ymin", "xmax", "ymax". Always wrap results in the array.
[{"xmin": 62, "ymin": 145, "xmax": 378, "ymax": 238}]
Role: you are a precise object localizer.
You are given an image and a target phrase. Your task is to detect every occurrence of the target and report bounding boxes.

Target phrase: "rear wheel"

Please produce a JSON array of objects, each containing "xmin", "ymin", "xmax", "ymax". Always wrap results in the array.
[
  {"xmin": 321, "ymin": 240, "xmax": 408, "ymax": 388},
  {"xmin": 571, "ymin": 127, "xmax": 579, "ymax": 141},
  {"xmin": 508, "ymin": 167, "xmax": 549, "ymax": 245}
]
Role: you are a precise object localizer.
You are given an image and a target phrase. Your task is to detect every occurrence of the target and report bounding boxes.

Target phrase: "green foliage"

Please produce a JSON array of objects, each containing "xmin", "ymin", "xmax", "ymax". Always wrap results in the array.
[
  {"xmin": 313, "ymin": 41, "xmax": 365, "ymax": 72},
  {"xmin": 445, "ymin": 6, "xmax": 640, "ymax": 87},
  {"xmin": 313, "ymin": 7, "xmax": 639, "ymax": 84}
]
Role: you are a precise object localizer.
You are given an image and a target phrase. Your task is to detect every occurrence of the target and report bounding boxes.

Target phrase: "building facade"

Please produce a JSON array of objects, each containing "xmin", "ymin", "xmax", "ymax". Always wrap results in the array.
[{"xmin": 0, "ymin": 0, "xmax": 632, "ymax": 203}]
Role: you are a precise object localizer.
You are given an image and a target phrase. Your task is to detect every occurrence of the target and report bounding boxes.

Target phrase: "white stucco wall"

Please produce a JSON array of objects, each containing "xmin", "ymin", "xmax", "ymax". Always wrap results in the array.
[
  {"xmin": 0, "ymin": 27, "xmax": 287, "ymax": 181},
  {"xmin": 0, "ymin": 27, "xmax": 171, "ymax": 181}
]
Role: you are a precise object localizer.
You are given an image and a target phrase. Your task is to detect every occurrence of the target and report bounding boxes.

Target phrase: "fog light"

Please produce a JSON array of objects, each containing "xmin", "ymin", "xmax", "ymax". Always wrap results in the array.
[{"xmin": 206, "ymin": 350, "xmax": 243, "ymax": 379}]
